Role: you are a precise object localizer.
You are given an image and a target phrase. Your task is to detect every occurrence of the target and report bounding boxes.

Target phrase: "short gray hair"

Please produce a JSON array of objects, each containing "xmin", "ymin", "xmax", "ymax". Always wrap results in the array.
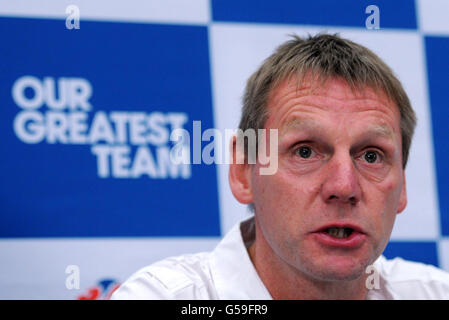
[{"xmin": 239, "ymin": 33, "xmax": 416, "ymax": 168}]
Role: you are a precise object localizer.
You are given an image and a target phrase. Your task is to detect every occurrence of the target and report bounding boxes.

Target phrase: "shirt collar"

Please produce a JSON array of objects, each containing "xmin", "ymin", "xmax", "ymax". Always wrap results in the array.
[{"xmin": 209, "ymin": 216, "xmax": 272, "ymax": 299}]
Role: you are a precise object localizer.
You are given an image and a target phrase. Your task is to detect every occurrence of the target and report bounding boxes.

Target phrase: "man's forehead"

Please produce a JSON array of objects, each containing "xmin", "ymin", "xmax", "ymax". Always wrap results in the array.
[
  {"xmin": 268, "ymin": 76, "xmax": 395, "ymax": 111},
  {"xmin": 268, "ymin": 77, "xmax": 401, "ymax": 134}
]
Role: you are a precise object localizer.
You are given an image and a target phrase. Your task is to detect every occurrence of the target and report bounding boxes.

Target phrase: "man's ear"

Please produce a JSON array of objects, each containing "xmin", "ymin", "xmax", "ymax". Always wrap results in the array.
[
  {"xmin": 397, "ymin": 172, "xmax": 407, "ymax": 214},
  {"xmin": 228, "ymin": 135, "xmax": 254, "ymax": 204}
]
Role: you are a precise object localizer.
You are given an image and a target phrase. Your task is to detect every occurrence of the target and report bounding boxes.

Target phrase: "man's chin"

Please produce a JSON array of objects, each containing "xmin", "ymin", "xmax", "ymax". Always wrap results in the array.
[{"xmin": 302, "ymin": 255, "xmax": 370, "ymax": 282}]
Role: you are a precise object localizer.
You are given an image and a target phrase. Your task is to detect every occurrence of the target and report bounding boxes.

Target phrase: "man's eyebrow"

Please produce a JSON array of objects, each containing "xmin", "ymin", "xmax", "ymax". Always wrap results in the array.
[
  {"xmin": 280, "ymin": 118, "xmax": 323, "ymax": 135},
  {"xmin": 280, "ymin": 118, "xmax": 395, "ymax": 140},
  {"xmin": 367, "ymin": 124, "xmax": 395, "ymax": 139}
]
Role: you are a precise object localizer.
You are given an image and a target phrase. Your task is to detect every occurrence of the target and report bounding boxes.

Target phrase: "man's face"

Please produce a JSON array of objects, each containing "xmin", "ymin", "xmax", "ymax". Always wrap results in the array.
[{"xmin": 250, "ymin": 77, "xmax": 407, "ymax": 281}]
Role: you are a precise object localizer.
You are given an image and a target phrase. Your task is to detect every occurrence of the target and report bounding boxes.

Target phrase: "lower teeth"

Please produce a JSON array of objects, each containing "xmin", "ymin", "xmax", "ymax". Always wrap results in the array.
[{"xmin": 327, "ymin": 228, "xmax": 351, "ymax": 238}]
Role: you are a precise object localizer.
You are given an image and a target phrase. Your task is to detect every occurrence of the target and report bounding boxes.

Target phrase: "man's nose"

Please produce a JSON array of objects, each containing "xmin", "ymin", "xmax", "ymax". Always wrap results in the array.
[{"xmin": 321, "ymin": 152, "xmax": 361, "ymax": 205}]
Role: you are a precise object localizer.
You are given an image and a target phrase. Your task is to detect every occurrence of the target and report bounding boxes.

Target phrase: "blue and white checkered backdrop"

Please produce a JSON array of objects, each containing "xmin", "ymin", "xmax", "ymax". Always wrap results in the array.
[{"xmin": 0, "ymin": 0, "xmax": 448, "ymax": 299}]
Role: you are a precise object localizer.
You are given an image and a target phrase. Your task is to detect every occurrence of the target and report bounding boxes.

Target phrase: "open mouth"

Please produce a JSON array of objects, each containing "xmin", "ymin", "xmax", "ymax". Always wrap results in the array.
[
  {"xmin": 313, "ymin": 224, "xmax": 366, "ymax": 248},
  {"xmin": 324, "ymin": 227, "xmax": 354, "ymax": 239}
]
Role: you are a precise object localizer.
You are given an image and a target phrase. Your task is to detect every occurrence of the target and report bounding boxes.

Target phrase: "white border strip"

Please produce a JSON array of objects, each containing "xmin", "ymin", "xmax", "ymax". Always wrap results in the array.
[{"xmin": 0, "ymin": 0, "xmax": 210, "ymax": 25}]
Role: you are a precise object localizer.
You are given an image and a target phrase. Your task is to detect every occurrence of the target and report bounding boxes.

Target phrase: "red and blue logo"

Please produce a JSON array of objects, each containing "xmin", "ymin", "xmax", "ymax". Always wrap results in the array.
[{"xmin": 77, "ymin": 278, "xmax": 121, "ymax": 300}]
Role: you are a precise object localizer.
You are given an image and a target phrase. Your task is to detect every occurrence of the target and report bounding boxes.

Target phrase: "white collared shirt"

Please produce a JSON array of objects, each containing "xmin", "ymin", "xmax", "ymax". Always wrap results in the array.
[{"xmin": 111, "ymin": 217, "xmax": 449, "ymax": 300}]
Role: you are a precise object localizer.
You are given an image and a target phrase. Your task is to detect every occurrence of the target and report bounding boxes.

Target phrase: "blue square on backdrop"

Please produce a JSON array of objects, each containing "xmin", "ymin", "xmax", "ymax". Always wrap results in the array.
[
  {"xmin": 0, "ymin": 17, "xmax": 220, "ymax": 237},
  {"xmin": 383, "ymin": 241, "xmax": 439, "ymax": 267},
  {"xmin": 425, "ymin": 36, "xmax": 449, "ymax": 237},
  {"xmin": 212, "ymin": 0, "xmax": 417, "ymax": 29}
]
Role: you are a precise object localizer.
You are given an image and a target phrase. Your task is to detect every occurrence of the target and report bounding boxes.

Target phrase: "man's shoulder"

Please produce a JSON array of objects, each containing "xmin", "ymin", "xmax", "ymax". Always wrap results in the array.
[
  {"xmin": 374, "ymin": 255, "xmax": 449, "ymax": 299},
  {"xmin": 111, "ymin": 218, "xmax": 252, "ymax": 300},
  {"xmin": 111, "ymin": 252, "xmax": 216, "ymax": 300}
]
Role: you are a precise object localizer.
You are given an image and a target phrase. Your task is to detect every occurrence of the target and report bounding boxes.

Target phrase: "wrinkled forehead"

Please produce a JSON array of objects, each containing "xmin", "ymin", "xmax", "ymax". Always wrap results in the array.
[
  {"xmin": 268, "ymin": 76, "xmax": 394, "ymax": 110},
  {"xmin": 266, "ymin": 76, "xmax": 400, "ymax": 129}
]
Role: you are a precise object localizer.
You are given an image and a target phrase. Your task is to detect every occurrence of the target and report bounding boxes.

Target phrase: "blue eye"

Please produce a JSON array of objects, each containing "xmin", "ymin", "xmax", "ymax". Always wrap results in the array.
[{"xmin": 297, "ymin": 146, "xmax": 312, "ymax": 158}]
